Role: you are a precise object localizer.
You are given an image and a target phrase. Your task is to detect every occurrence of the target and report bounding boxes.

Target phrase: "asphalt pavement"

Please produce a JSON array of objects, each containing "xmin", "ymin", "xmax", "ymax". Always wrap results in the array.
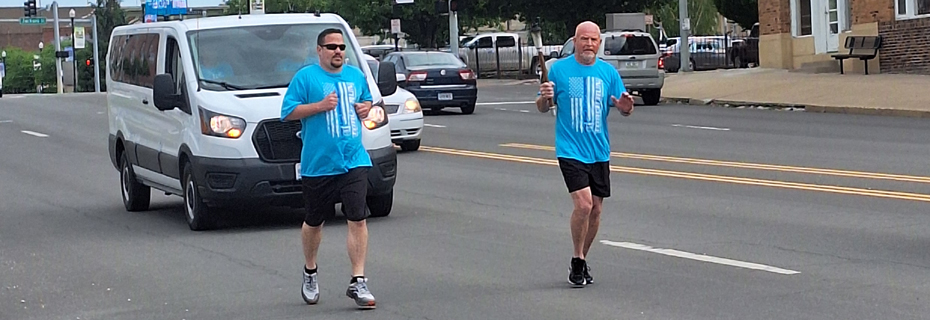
[{"xmin": 2, "ymin": 86, "xmax": 930, "ymax": 320}]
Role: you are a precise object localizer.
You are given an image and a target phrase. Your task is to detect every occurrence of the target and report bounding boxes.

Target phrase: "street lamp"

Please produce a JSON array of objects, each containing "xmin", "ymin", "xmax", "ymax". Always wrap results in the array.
[
  {"xmin": 36, "ymin": 42, "xmax": 43, "ymax": 93},
  {"xmin": 70, "ymin": 9, "xmax": 77, "ymax": 93}
]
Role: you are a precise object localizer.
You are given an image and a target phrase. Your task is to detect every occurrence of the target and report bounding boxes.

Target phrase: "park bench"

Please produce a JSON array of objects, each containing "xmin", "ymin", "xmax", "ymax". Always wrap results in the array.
[{"xmin": 831, "ymin": 36, "xmax": 882, "ymax": 75}]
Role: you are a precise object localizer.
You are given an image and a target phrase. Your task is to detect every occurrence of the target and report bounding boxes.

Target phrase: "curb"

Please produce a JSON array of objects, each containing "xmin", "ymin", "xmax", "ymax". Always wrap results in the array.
[{"xmin": 660, "ymin": 97, "xmax": 930, "ymax": 118}]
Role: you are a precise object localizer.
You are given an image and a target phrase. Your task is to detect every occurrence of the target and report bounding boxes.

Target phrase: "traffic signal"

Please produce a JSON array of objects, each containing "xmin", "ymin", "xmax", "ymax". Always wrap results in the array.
[
  {"xmin": 449, "ymin": 0, "xmax": 458, "ymax": 12},
  {"xmin": 86, "ymin": 58, "xmax": 94, "ymax": 67},
  {"xmin": 23, "ymin": 0, "xmax": 37, "ymax": 17}
]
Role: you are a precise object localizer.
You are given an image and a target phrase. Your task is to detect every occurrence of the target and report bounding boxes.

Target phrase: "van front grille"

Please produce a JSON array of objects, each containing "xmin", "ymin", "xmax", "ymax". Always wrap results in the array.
[{"xmin": 253, "ymin": 120, "xmax": 302, "ymax": 162}]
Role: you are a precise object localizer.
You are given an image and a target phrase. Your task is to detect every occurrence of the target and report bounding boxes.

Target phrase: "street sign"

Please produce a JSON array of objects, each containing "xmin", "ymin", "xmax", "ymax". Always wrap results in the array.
[
  {"xmin": 75, "ymin": 27, "xmax": 86, "ymax": 49},
  {"xmin": 19, "ymin": 17, "xmax": 47, "ymax": 25},
  {"xmin": 390, "ymin": 19, "xmax": 401, "ymax": 34},
  {"xmin": 645, "ymin": 15, "xmax": 653, "ymax": 25}
]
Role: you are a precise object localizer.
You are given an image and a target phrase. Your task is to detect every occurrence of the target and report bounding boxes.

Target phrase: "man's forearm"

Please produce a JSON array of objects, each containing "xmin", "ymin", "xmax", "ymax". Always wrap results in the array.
[
  {"xmin": 536, "ymin": 96, "xmax": 551, "ymax": 113},
  {"xmin": 284, "ymin": 102, "xmax": 321, "ymax": 121}
]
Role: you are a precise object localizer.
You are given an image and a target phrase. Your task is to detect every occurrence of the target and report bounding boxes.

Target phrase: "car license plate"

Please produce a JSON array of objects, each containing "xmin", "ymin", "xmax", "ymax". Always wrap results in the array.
[
  {"xmin": 295, "ymin": 163, "xmax": 301, "ymax": 180},
  {"xmin": 438, "ymin": 93, "xmax": 453, "ymax": 100},
  {"xmin": 624, "ymin": 61, "xmax": 641, "ymax": 68}
]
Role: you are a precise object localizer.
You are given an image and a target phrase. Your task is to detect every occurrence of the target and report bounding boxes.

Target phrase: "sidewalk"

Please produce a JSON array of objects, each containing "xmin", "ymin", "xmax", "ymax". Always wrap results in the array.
[{"xmin": 660, "ymin": 68, "xmax": 930, "ymax": 118}]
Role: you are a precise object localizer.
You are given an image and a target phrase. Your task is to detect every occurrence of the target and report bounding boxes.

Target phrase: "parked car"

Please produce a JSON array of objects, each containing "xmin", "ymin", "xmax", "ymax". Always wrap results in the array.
[
  {"xmin": 459, "ymin": 32, "xmax": 562, "ymax": 77},
  {"xmin": 381, "ymin": 51, "xmax": 479, "ymax": 114},
  {"xmin": 106, "ymin": 12, "xmax": 400, "ymax": 230},
  {"xmin": 363, "ymin": 54, "xmax": 423, "ymax": 151},
  {"xmin": 662, "ymin": 36, "xmax": 734, "ymax": 72},
  {"xmin": 362, "ymin": 44, "xmax": 398, "ymax": 61},
  {"xmin": 545, "ymin": 30, "xmax": 665, "ymax": 106}
]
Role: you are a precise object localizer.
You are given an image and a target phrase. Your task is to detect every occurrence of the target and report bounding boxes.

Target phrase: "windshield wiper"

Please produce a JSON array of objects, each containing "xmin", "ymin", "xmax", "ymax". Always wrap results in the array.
[
  {"xmin": 248, "ymin": 83, "xmax": 291, "ymax": 90},
  {"xmin": 200, "ymin": 79, "xmax": 247, "ymax": 90}
]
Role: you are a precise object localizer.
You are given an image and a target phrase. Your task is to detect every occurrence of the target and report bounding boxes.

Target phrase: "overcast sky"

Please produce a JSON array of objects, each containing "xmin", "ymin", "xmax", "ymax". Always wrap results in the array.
[{"xmin": 0, "ymin": 0, "xmax": 222, "ymax": 9}]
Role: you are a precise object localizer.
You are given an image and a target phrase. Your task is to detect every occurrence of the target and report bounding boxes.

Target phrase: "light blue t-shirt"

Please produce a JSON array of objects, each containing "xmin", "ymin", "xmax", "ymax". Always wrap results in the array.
[
  {"xmin": 547, "ymin": 56, "xmax": 627, "ymax": 164},
  {"xmin": 281, "ymin": 64, "xmax": 374, "ymax": 177}
]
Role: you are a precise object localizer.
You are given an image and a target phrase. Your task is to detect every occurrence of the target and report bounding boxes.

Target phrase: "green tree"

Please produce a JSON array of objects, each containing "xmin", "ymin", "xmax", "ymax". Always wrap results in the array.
[
  {"xmin": 646, "ymin": 0, "xmax": 721, "ymax": 38},
  {"xmin": 0, "ymin": 47, "xmax": 38, "ymax": 94},
  {"xmin": 712, "ymin": 0, "xmax": 757, "ymax": 30},
  {"xmin": 90, "ymin": 0, "xmax": 128, "ymax": 92}
]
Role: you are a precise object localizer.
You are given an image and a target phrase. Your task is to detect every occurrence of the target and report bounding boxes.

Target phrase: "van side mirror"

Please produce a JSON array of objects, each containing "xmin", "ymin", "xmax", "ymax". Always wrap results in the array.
[
  {"xmin": 153, "ymin": 74, "xmax": 179, "ymax": 111},
  {"xmin": 377, "ymin": 61, "xmax": 398, "ymax": 96}
]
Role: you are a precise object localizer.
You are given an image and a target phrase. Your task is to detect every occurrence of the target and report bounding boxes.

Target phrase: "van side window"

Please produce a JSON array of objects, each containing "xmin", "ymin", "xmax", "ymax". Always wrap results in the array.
[
  {"xmin": 111, "ymin": 33, "xmax": 160, "ymax": 88},
  {"xmin": 165, "ymin": 37, "xmax": 189, "ymax": 113}
]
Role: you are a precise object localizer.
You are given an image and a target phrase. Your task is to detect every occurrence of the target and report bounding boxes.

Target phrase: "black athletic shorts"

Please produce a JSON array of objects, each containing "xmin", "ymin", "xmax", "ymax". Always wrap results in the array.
[
  {"xmin": 301, "ymin": 167, "xmax": 370, "ymax": 226},
  {"xmin": 558, "ymin": 157, "xmax": 611, "ymax": 198}
]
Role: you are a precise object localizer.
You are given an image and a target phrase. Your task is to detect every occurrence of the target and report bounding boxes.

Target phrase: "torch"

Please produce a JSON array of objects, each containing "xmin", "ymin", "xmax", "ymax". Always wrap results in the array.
[{"xmin": 530, "ymin": 17, "xmax": 554, "ymax": 111}]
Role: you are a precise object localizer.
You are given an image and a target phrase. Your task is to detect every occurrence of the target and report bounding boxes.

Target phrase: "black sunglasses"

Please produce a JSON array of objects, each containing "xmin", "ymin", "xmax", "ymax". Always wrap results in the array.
[{"xmin": 321, "ymin": 43, "xmax": 347, "ymax": 51}]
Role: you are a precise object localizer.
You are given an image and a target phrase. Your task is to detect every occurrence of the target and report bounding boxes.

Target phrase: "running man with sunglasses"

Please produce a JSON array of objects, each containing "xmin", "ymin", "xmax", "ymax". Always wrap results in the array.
[{"xmin": 281, "ymin": 28, "xmax": 379, "ymax": 309}]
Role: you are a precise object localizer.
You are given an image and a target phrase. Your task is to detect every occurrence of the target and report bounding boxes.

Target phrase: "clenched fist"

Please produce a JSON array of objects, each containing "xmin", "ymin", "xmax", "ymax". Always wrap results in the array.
[
  {"xmin": 354, "ymin": 102, "xmax": 371, "ymax": 119},
  {"xmin": 317, "ymin": 92, "xmax": 338, "ymax": 113},
  {"xmin": 539, "ymin": 81, "xmax": 555, "ymax": 99}
]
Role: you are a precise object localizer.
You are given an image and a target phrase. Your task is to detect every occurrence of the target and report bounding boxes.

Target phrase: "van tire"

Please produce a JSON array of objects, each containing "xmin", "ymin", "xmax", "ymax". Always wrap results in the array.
[
  {"xmin": 182, "ymin": 162, "xmax": 214, "ymax": 231},
  {"xmin": 400, "ymin": 139, "xmax": 420, "ymax": 152},
  {"xmin": 120, "ymin": 152, "xmax": 151, "ymax": 212},
  {"xmin": 642, "ymin": 89, "xmax": 661, "ymax": 106},
  {"xmin": 367, "ymin": 190, "xmax": 393, "ymax": 218}
]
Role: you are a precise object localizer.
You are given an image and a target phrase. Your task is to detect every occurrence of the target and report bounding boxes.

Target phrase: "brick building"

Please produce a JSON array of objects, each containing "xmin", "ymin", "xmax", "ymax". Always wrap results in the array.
[
  {"xmin": 1, "ymin": 6, "xmax": 96, "ymax": 51},
  {"xmin": 758, "ymin": 0, "xmax": 930, "ymax": 74}
]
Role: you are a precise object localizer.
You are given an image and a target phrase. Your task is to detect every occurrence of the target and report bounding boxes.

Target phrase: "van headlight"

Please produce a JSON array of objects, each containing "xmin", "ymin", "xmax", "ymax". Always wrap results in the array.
[
  {"xmin": 403, "ymin": 98, "xmax": 421, "ymax": 113},
  {"xmin": 363, "ymin": 100, "xmax": 390, "ymax": 130},
  {"xmin": 199, "ymin": 108, "xmax": 246, "ymax": 138}
]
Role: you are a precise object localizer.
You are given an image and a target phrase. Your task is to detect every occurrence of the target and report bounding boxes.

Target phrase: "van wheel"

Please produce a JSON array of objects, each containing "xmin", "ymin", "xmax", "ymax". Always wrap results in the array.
[
  {"xmin": 120, "ymin": 152, "xmax": 151, "ymax": 211},
  {"xmin": 642, "ymin": 89, "xmax": 661, "ymax": 106},
  {"xmin": 367, "ymin": 190, "xmax": 393, "ymax": 218},
  {"xmin": 461, "ymin": 103, "xmax": 475, "ymax": 115},
  {"xmin": 400, "ymin": 139, "xmax": 420, "ymax": 152},
  {"xmin": 183, "ymin": 162, "xmax": 213, "ymax": 231}
]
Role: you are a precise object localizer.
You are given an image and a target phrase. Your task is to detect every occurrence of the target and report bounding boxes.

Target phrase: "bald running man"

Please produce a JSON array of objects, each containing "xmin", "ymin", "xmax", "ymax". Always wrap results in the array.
[{"xmin": 536, "ymin": 21, "xmax": 635, "ymax": 287}]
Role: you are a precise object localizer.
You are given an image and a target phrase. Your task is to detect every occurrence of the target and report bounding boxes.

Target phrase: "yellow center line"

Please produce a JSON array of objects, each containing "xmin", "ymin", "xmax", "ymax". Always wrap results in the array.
[
  {"xmin": 500, "ymin": 143, "xmax": 930, "ymax": 184},
  {"xmin": 420, "ymin": 146, "xmax": 930, "ymax": 203}
]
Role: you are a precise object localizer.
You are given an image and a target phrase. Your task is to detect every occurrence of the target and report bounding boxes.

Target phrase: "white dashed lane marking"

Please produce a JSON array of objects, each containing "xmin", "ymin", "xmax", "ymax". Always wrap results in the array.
[{"xmin": 21, "ymin": 130, "xmax": 49, "ymax": 138}]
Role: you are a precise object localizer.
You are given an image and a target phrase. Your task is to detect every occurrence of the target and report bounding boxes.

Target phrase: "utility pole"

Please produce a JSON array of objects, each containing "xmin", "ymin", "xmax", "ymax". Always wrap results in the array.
[
  {"xmin": 92, "ymin": 13, "xmax": 100, "ymax": 93},
  {"xmin": 53, "ymin": 1, "xmax": 63, "ymax": 93},
  {"xmin": 678, "ymin": 0, "xmax": 691, "ymax": 72}
]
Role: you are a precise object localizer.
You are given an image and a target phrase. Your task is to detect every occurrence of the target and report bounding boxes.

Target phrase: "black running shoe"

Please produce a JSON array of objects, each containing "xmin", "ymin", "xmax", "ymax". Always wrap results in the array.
[
  {"xmin": 568, "ymin": 258, "xmax": 586, "ymax": 287},
  {"xmin": 584, "ymin": 264, "xmax": 593, "ymax": 284}
]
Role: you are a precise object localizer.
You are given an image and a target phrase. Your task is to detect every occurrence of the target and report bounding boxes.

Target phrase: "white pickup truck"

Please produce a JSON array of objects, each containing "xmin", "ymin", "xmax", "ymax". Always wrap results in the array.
[{"xmin": 458, "ymin": 32, "xmax": 562, "ymax": 77}]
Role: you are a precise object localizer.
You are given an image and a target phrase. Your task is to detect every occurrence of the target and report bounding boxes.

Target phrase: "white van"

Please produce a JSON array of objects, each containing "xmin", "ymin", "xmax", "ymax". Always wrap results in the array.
[
  {"xmin": 106, "ymin": 13, "xmax": 401, "ymax": 230},
  {"xmin": 362, "ymin": 54, "xmax": 423, "ymax": 151}
]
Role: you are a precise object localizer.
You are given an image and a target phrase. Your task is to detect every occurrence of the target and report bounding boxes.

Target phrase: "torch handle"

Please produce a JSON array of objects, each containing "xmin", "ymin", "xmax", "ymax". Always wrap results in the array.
[{"xmin": 537, "ymin": 51, "xmax": 552, "ymax": 105}]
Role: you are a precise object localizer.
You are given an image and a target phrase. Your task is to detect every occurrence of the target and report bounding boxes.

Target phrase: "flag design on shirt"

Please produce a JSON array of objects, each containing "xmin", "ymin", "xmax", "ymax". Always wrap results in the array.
[
  {"xmin": 568, "ymin": 76, "xmax": 604, "ymax": 133},
  {"xmin": 322, "ymin": 82, "xmax": 360, "ymax": 138}
]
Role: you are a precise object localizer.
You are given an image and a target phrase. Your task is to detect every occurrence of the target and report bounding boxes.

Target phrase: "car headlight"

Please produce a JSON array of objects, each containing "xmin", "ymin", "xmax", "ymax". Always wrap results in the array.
[
  {"xmin": 363, "ymin": 100, "xmax": 389, "ymax": 130},
  {"xmin": 199, "ymin": 108, "xmax": 246, "ymax": 138},
  {"xmin": 403, "ymin": 99, "xmax": 421, "ymax": 113}
]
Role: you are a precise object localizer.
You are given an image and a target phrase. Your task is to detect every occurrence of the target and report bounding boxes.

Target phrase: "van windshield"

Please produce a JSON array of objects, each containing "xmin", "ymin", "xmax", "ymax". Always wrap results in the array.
[{"xmin": 187, "ymin": 23, "xmax": 363, "ymax": 91}]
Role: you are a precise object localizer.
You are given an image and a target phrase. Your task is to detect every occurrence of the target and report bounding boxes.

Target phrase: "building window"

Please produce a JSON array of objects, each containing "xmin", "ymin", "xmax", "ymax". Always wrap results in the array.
[
  {"xmin": 897, "ymin": 0, "xmax": 930, "ymax": 18},
  {"xmin": 797, "ymin": 0, "xmax": 813, "ymax": 36}
]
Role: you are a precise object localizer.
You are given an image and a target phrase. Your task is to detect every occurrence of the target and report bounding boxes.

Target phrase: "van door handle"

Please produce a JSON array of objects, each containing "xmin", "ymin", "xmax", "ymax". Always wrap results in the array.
[{"xmin": 142, "ymin": 98, "xmax": 149, "ymax": 105}]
